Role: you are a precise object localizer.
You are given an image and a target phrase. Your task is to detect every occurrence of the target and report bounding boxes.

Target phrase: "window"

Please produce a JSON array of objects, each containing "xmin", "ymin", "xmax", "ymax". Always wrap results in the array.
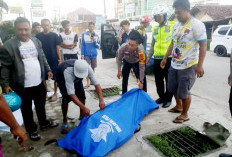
[
  {"xmin": 228, "ymin": 28, "xmax": 232, "ymax": 36},
  {"xmin": 218, "ymin": 27, "xmax": 230, "ymax": 35}
]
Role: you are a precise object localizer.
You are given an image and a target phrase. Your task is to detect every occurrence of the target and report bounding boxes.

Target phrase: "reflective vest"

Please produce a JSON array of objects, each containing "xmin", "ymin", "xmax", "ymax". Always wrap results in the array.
[{"xmin": 151, "ymin": 21, "xmax": 175, "ymax": 58}]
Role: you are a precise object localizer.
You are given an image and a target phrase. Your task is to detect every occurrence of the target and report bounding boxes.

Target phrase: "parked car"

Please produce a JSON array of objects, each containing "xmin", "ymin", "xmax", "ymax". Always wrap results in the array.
[{"xmin": 210, "ymin": 24, "xmax": 232, "ymax": 57}]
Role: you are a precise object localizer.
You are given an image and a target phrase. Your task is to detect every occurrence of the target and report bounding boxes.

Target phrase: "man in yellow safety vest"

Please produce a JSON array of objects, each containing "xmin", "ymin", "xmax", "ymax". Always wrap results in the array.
[{"xmin": 146, "ymin": 4, "xmax": 175, "ymax": 108}]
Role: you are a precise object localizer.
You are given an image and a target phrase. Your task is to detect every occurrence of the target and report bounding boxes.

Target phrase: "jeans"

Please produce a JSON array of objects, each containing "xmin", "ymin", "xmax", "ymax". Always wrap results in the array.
[{"xmin": 122, "ymin": 59, "xmax": 147, "ymax": 94}]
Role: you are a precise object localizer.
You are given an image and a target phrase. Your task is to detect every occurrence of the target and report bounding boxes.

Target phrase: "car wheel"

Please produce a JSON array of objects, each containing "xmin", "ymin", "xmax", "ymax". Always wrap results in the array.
[{"xmin": 215, "ymin": 45, "xmax": 227, "ymax": 57}]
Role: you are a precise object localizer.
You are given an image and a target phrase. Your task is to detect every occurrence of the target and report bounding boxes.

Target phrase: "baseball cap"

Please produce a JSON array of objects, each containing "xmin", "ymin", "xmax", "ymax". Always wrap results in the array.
[{"xmin": 74, "ymin": 60, "xmax": 89, "ymax": 78}]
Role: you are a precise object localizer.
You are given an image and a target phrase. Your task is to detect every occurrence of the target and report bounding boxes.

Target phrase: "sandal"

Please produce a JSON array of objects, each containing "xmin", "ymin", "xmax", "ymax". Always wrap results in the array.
[
  {"xmin": 173, "ymin": 116, "xmax": 189, "ymax": 124},
  {"xmin": 29, "ymin": 131, "xmax": 41, "ymax": 141},
  {"xmin": 84, "ymin": 84, "xmax": 90, "ymax": 89},
  {"xmin": 49, "ymin": 95, "xmax": 57, "ymax": 102},
  {"xmin": 61, "ymin": 123, "xmax": 69, "ymax": 134},
  {"xmin": 168, "ymin": 107, "xmax": 183, "ymax": 113},
  {"xmin": 40, "ymin": 121, "xmax": 59, "ymax": 131}
]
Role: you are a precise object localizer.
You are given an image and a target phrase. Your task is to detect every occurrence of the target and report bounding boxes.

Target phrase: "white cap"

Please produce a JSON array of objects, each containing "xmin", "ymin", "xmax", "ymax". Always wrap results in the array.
[{"xmin": 74, "ymin": 60, "xmax": 89, "ymax": 78}]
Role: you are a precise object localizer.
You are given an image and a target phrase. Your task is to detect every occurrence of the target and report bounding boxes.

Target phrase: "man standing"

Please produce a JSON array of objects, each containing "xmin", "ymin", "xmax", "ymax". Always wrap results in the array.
[
  {"xmin": 36, "ymin": 19, "xmax": 62, "ymax": 102},
  {"xmin": 136, "ymin": 15, "xmax": 152, "ymax": 54},
  {"xmin": 81, "ymin": 22, "xmax": 100, "ymax": 88},
  {"xmin": 117, "ymin": 30, "xmax": 147, "ymax": 94},
  {"xmin": 56, "ymin": 59, "xmax": 105, "ymax": 134},
  {"xmin": 31, "ymin": 22, "xmax": 41, "ymax": 37},
  {"xmin": 60, "ymin": 20, "xmax": 78, "ymax": 60},
  {"xmin": 118, "ymin": 20, "xmax": 132, "ymax": 45},
  {"xmin": 146, "ymin": 5, "xmax": 175, "ymax": 108},
  {"xmin": 0, "ymin": 17, "xmax": 58, "ymax": 140},
  {"xmin": 161, "ymin": 0, "xmax": 207, "ymax": 123}
]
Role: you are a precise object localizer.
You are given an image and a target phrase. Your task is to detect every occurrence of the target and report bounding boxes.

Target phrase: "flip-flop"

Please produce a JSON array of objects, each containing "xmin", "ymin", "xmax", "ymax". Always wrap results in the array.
[
  {"xmin": 84, "ymin": 85, "xmax": 90, "ymax": 89},
  {"xmin": 173, "ymin": 116, "xmax": 189, "ymax": 123},
  {"xmin": 168, "ymin": 107, "xmax": 183, "ymax": 113},
  {"xmin": 29, "ymin": 131, "xmax": 41, "ymax": 141},
  {"xmin": 41, "ymin": 121, "xmax": 59, "ymax": 131}
]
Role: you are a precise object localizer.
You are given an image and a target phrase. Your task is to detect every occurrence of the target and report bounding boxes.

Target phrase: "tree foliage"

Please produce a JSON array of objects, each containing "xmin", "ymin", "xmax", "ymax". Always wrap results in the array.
[{"xmin": 0, "ymin": 21, "xmax": 15, "ymax": 43}]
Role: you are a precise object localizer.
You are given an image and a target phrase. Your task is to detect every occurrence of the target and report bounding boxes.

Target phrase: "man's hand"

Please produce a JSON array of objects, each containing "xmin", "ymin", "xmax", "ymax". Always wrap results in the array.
[
  {"xmin": 81, "ymin": 56, "xmax": 85, "ymax": 60},
  {"xmin": 47, "ymin": 72, "xmax": 53, "ymax": 79},
  {"xmin": 117, "ymin": 37, "xmax": 122, "ymax": 43},
  {"xmin": 160, "ymin": 58, "xmax": 167, "ymax": 69},
  {"xmin": 138, "ymin": 82, "xmax": 143, "ymax": 89},
  {"xmin": 82, "ymin": 107, "xmax": 90, "ymax": 116},
  {"xmin": 117, "ymin": 71, "xmax": 122, "ymax": 79},
  {"xmin": 146, "ymin": 58, "xmax": 150, "ymax": 65},
  {"xmin": 99, "ymin": 99, "xmax": 105, "ymax": 110},
  {"xmin": 91, "ymin": 36, "xmax": 95, "ymax": 42},
  {"xmin": 228, "ymin": 75, "xmax": 231, "ymax": 86},
  {"xmin": 195, "ymin": 65, "xmax": 204, "ymax": 78},
  {"xmin": 11, "ymin": 125, "xmax": 27, "ymax": 146},
  {"xmin": 3, "ymin": 86, "xmax": 13, "ymax": 94},
  {"xmin": 58, "ymin": 59, "xmax": 62, "ymax": 65}
]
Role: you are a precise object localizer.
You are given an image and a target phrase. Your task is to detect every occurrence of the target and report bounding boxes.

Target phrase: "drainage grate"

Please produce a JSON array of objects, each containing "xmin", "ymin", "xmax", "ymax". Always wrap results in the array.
[
  {"xmin": 146, "ymin": 126, "xmax": 220, "ymax": 157},
  {"xmin": 89, "ymin": 86, "xmax": 121, "ymax": 98}
]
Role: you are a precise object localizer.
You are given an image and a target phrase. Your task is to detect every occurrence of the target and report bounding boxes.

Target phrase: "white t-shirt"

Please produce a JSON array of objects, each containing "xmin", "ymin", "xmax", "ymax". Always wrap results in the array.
[
  {"xmin": 60, "ymin": 32, "xmax": 78, "ymax": 54},
  {"xmin": 19, "ymin": 39, "xmax": 42, "ymax": 88},
  {"xmin": 171, "ymin": 17, "xmax": 207, "ymax": 69}
]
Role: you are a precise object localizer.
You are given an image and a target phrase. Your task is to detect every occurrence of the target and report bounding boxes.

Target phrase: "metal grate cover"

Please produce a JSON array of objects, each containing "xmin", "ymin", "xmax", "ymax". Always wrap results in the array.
[
  {"xmin": 146, "ymin": 126, "xmax": 221, "ymax": 157},
  {"xmin": 89, "ymin": 86, "xmax": 121, "ymax": 98}
]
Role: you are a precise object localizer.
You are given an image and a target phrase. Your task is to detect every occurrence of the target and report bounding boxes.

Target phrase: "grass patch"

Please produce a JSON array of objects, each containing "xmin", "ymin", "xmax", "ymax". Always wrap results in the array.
[
  {"xmin": 91, "ymin": 86, "xmax": 121, "ymax": 98},
  {"xmin": 146, "ymin": 126, "xmax": 220, "ymax": 157}
]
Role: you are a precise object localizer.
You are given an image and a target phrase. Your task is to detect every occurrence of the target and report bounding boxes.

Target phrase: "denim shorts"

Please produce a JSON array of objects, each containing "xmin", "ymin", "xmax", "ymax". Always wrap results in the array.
[
  {"xmin": 85, "ymin": 58, "xmax": 97, "ymax": 70},
  {"xmin": 167, "ymin": 65, "xmax": 196, "ymax": 99}
]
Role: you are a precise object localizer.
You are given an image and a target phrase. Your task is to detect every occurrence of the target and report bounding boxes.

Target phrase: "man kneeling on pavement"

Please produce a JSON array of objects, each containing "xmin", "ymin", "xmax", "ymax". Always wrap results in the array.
[{"xmin": 56, "ymin": 59, "xmax": 105, "ymax": 134}]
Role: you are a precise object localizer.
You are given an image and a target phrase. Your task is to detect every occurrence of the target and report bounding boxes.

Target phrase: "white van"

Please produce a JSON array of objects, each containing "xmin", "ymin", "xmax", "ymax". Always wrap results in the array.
[{"xmin": 210, "ymin": 24, "xmax": 232, "ymax": 57}]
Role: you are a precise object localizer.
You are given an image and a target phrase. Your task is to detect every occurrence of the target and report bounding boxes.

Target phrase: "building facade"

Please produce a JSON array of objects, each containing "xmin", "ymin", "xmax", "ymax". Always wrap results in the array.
[{"xmin": 115, "ymin": 0, "xmax": 174, "ymax": 20}]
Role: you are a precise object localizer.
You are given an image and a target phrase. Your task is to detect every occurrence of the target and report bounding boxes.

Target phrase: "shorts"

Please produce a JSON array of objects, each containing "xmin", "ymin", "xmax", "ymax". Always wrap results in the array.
[
  {"xmin": 85, "ymin": 58, "xmax": 97, "ymax": 69},
  {"xmin": 56, "ymin": 71, "xmax": 86, "ymax": 105},
  {"xmin": 63, "ymin": 54, "xmax": 78, "ymax": 61},
  {"xmin": 167, "ymin": 65, "xmax": 196, "ymax": 99}
]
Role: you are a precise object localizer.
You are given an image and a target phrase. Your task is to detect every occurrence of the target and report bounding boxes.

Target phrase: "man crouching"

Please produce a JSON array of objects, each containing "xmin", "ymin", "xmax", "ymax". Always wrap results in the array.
[{"xmin": 56, "ymin": 59, "xmax": 105, "ymax": 134}]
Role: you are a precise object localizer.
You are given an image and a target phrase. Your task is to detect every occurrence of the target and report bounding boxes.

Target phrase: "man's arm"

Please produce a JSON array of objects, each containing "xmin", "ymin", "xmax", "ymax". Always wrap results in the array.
[
  {"xmin": 93, "ymin": 35, "xmax": 100, "ymax": 49},
  {"xmin": 69, "ymin": 94, "xmax": 90, "ymax": 116},
  {"xmin": 81, "ymin": 33, "xmax": 85, "ymax": 59},
  {"xmin": 160, "ymin": 41, "xmax": 173, "ymax": 69},
  {"xmin": 148, "ymin": 38, "xmax": 155, "ymax": 58},
  {"xmin": 0, "ymin": 95, "xmax": 27, "ymax": 145},
  {"xmin": 117, "ymin": 45, "xmax": 125, "ymax": 79},
  {"xmin": 0, "ymin": 48, "xmax": 13, "ymax": 90},
  {"xmin": 56, "ymin": 45, "xmax": 62, "ymax": 64},
  {"xmin": 95, "ymin": 84, "xmax": 105, "ymax": 110},
  {"xmin": 195, "ymin": 41, "xmax": 207, "ymax": 78},
  {"xmin": 64, "ymin": 69, "xmax": 90, "ymax": 115}
]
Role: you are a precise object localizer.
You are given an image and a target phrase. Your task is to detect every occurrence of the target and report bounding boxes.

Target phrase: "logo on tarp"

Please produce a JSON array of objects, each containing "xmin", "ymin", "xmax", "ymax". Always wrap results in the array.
[
  {"xmin": 90, "ymin": 120, "xmax": 114, "ymax": 142},
  {"xmin": 89, "ymin": 115, "xmax": 122, "ymax": 142}
]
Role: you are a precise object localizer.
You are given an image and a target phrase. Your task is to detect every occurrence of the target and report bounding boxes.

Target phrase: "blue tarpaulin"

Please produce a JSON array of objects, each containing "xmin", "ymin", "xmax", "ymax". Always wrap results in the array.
[{"xmin": 57, "ymin": 88, "xmax": 159, "ymax": 157}]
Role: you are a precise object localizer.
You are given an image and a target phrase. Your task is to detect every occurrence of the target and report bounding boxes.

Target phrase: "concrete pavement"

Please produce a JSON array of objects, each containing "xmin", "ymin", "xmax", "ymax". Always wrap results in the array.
[{"xmin": 1, "ymin": 51, "xmax": 232, "ymax": 157}]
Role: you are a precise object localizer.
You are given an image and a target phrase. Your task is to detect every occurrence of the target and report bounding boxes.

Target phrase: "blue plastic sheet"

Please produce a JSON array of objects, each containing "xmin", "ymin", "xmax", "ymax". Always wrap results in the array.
[
  {"xmin": 3, "ymin": 92, "xmax": 22, "ymax": 112},
  {"xmin": 58, "ymin": 88, "xmax": 159, "ymax": 157}
]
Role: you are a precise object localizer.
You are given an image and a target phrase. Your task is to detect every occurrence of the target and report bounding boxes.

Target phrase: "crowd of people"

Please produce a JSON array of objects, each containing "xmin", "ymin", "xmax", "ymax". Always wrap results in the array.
[{"xmin": 0, "ymin": 0, "xmax": 231, "ymax": 156}]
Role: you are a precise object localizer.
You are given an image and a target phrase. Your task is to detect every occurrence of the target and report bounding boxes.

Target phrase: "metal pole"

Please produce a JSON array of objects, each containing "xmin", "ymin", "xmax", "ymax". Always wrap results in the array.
[
  {"xmin": 30, "ymin": 7, "xmax": 33, "ymax": 24},
  {"xmin": 103, "ymin": 0, "xmax": 107, "ymax": 19}
]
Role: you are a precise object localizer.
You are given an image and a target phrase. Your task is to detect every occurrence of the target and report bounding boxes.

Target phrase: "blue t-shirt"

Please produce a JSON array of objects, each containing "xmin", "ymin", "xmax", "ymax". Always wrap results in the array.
[{"xmin": 36, "ymin": 32, "xmax": 61, "ymax": 73}]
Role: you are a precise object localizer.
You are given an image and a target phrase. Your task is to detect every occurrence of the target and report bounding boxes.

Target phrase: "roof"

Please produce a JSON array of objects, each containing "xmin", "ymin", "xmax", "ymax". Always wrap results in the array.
[
  {"xmin": 74, "ymin": 7, "xmax": 96, "ymax": 15},
  {"xmin": 191, "ymin": 5, "xmax": 232, "ymax": 21}
]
